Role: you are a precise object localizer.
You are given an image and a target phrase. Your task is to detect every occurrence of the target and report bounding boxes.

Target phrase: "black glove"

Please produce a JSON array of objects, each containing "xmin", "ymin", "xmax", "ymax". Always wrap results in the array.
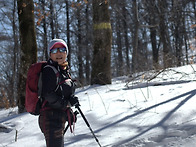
[
  {"xmin": 62, "ymin": 79, "xmax": 75, "ymax": 99},
  {"xmin": 69, "ymin": 96, "xmax": 80, "ymax": 107}
]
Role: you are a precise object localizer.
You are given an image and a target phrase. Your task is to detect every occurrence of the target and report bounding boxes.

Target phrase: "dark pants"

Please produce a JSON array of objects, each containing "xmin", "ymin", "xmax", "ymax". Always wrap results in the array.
[{"xmin": 39, "ymin": 109, "xmax": 67, "ymax": 147}]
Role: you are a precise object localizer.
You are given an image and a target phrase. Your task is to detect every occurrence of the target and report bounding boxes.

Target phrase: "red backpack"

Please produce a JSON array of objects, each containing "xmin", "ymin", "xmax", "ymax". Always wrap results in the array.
[{"xmin": 25, "ymin": 61, "xmax": 59, "ymax": 115}]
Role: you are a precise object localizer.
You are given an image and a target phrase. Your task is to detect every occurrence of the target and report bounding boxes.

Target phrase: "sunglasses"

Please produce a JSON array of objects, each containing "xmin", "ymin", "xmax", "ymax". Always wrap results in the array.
[{"xmin": 50, "ymin": 47, "xmax": 67, "ymax": 54}]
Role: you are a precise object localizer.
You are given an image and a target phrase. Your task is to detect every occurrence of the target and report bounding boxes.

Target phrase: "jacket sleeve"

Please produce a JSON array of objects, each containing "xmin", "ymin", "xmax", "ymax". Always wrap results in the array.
[{"xmin": 42, "ymin": 66, "xmax": 64, "ymax": 109}]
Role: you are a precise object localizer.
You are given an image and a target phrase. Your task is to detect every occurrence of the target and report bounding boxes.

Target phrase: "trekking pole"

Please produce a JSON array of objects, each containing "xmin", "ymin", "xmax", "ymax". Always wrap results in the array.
[
  {"xmin": 63, "ymin": 123, "xmax": 69, "ymax": 135},
  {"xmin": 76, "ymin": 105, "xmax": 102, "ymax": 147}
]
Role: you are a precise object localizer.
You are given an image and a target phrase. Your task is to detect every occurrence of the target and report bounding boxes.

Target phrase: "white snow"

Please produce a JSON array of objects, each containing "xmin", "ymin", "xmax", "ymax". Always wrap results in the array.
[{"xmin": 1, "ymin": 64, "xmax": 196, "ymax": 147}]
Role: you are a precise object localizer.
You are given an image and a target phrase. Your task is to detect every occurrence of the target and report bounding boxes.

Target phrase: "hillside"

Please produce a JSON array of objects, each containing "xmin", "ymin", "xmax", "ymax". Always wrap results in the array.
[{"xmin": 1, "ymin": 64, "xmax": 196, "ymax": 147}]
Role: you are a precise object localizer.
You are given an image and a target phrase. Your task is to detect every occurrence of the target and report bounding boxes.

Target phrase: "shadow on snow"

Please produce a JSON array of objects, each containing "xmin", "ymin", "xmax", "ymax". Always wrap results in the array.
[{"xmin": 109, "ymin": 89, "xmax": 196, "ymax": 146}]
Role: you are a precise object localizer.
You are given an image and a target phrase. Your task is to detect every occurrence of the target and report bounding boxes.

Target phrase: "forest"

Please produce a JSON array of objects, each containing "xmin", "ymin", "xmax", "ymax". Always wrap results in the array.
[{"xmin": 0, "ymin": 0, "xmax": 195, "ymax": 111}]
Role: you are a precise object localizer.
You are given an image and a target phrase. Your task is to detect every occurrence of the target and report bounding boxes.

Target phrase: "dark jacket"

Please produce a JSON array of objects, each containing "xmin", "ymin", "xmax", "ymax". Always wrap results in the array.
[{"xmin": 41, "ymin": 59, "xmax": 75, "ymax": 109}]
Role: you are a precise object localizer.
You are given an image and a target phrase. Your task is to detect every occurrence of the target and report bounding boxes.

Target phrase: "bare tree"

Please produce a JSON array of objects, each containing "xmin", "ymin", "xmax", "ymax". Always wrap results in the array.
[
  {"xmin": 66, "ymin": 0, "xmax": 71, "ymax": 64},
  {"xmin": 49, "ymin": 0, "xmax": 55, "ymax": 39},
  {"xmin": 157, "ymin": 0, "xmax": 173, "ymax": 68},
  {"xmin": 144, "ymin": 0, "xmax": 160, "ymax": 69},
  {"xmin": 17, "ymin": 0, "xmax": 37, "ymax": 113},
  {"xmin": 84, "ymin": 1, "xmax": 92, "ymax": 85},
  {"xmin": 76, "ymin": 3, "xmax": 85, "ymax": 86},
  {"xmin": 122, "ymin": 1, "xmax": 131, "ymax": 75},
  {"xmin": 91, "ymin": 0, "xmax": 112, "ymax": 85},
  {"xmin": 1, "ymin": 0, "xmax": 196, "ymax": 110},
  {"xmin": 40, "ymin": 0, "xmax": 49, "ymax": 60},
  {"xmin": 132, "ymin": 0, "xmax": 140, "ymax": 72}
]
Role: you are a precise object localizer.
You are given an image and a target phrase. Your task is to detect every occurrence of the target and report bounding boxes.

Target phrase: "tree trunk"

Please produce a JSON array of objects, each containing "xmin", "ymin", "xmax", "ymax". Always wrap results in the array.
[
  {"xmin": 132, "ymin": 0, "xmax": 139, "ymax": 73},
  {"xmin": 41, "ymin": 0, "xmax": 48, "ymax": 60},
  {"xmin": 116, "ymin": 18, "xmax": 123, "ymax": 76},
  {"xmin": 158, "ymin": 0, "xmax": 172, "ymax": 68},
  {"xmin": 85, "ymin": 2, "xmax": 91, "ymax": 85},
  {"xmin": 66, "ymin": 0, "xmax": 71, "ymax": 65},
  {"xmin": 122, "ymin": 2, "xmax": 131, "ymax": 75},
  {"xmin": 173, "ymin": 0, "xmax": 184, "ymax": 66},
  {"xmin": 49, "ymin": 0, "xmax": 55, "ymax": 39},
  {"xmin": 150, "ymin": 19, "xmax": 159, "ymax": 69},
  {"xmin": 144, "ymin": 0, "xmax": 159, "ymax": 69},
  {"xmin": 91, "ymin": 0, "xmax": 112, "ymax": 85},
  {"xmin": 17, "ymin": 0, "xmax": 37, "ymax": 113},
  {"xmin": 77, "ymin": 5, "xmax": 85, "ymax": 86},
  {"xmin": 192, "ymin": 1, "xmax": 196, "ymax": 37},
  {"xmin": 12, "ymin": 0, "xmax": 19, "ymax": 107}
]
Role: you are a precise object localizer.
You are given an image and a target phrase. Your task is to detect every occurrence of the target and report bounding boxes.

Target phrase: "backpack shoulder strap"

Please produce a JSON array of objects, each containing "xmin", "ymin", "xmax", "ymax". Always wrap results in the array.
[
  {"xmin": 38, "ymin": 72, "xmax": 43, "ymax": 98},
  {"xmin": 44, "ymin": 65, "xmax": 59, "ymax": 85},
  {"xmin": 42, "ymin": 65, "xmax": 60, "ymax": 92},
  {"xmin": 44, "ymin": 65, "xmax": 58, "ymax": 75}
]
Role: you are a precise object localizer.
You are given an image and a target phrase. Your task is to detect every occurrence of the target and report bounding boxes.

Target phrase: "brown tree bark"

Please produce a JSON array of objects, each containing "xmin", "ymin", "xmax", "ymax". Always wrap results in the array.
[
  {"xmin": 85, "ymin": 2, "xmax": 91, "ymax": 85},
  {"xmin": 132, "ymin": 0, "xmax": 139, "ymax": 73},
  {"xmin": 66, "ymin": 0, "xmax": 71, "ymax": 65},
  {"xmin": 76, "ymin": 5, "xmax": 85, "ymax": 86},
  {"xmin": 17, "ymin": 0, "xmax": 37, "ymax": 113},
  {"xmin": 122, "ymin": 1, "xmax": 131, "ymax": 75},
  {"xmin": 158, "ymin": 0, "xmax": 172, "ymax": 68},
  {"xmin": 91, "ymin": 0, "xmax": 112, "ymax": 85}
]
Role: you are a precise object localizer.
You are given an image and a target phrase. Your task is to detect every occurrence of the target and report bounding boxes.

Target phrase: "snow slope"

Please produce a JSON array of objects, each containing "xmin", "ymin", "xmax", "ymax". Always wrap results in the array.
[{"xmin": 1, "ymin": 64, "xmax": 196, "ymax": 147}]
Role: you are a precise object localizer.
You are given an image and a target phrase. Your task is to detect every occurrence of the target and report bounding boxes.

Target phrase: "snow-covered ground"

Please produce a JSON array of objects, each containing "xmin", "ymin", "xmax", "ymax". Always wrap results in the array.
[{"xmin": 1, "ymin": 64, "xmax": 196, "ymax": 147}]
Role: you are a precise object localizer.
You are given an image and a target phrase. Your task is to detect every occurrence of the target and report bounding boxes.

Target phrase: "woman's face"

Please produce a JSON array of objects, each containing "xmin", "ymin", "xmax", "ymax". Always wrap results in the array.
[{"xmin": 50, "ymin": 44, "xmax": 67, "ymax": 65}]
